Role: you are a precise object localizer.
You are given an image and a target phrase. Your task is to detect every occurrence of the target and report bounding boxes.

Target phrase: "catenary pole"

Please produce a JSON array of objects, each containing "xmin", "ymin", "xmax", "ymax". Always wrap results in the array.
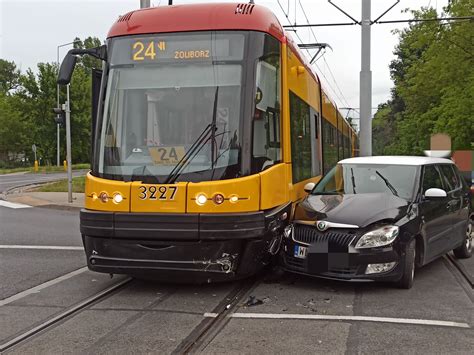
[
  {"xmin": 359, "ymin": 0, "xmax": 372, "ymax": 156},
  {"xmin": 56, "ymin": 48, "xmax": 61, "ymax": 166},
  {"xmin": 65, "ymin": 84, "xmax": 73, "ymax": 203}
]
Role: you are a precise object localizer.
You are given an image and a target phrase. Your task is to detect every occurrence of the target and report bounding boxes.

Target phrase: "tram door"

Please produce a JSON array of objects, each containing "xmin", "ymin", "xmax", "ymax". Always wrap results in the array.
[{"xmin": 310, "ymin": 108, "xmax": 322, "ymax": 176}]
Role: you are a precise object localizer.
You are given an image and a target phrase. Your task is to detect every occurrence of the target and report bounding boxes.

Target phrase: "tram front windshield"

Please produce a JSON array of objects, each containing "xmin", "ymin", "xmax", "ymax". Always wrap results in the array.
[{"xmin": 97, "ymin": 32, "xmax": 246, "ymax": 183}]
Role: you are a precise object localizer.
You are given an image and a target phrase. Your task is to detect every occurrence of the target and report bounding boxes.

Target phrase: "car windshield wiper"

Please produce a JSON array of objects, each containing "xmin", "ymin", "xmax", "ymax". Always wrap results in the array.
[
  {"xmin": 375, "ymin": 170, "xmax": 399, "ymax": 197},
  {"xmin": 164, "ymin": 87, "xmax": 219, "ymax": 184},
  {"xmin": 311, "ymin": 191, "xmax": 340, "ymax": 195},
  {"xmin": 351, "ymin": 168, "xmax": 357, "ymax": 194}
]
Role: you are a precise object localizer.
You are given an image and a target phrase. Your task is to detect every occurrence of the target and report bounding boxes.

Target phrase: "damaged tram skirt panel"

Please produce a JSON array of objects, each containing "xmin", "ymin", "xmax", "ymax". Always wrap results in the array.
[{"xmin": 80, "ymin": 207, "xmax": 288, "ymax": 283}]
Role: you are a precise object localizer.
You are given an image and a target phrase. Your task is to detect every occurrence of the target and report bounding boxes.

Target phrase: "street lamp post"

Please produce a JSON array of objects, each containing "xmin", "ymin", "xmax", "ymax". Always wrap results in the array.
[{"xmin": 56, "ymin": 41, "xmax": 80, "ymax": 167}]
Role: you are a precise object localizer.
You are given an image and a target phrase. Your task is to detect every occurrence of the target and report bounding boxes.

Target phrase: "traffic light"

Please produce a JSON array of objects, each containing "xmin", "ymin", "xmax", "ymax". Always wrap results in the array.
[{"xmin": 53, "ymin": 107, "xmax": 65, "ymax": 126}]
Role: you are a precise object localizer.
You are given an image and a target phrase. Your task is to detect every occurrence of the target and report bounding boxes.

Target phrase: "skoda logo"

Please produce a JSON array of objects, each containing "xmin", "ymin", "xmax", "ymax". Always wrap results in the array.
[{"xmin": 316, "ymin": 221, "xmax": 327, "ymax": 231}]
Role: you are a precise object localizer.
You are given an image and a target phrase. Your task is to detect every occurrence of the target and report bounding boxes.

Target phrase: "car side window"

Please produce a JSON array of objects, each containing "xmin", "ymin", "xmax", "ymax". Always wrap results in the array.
[
  {"xmin": 422, "ymin": 165, "xmax": 444, "ymax": 193},
  {"xmin": 449, "ymin": 165, "xmax": 462, "ymax": 189},
  {"xmin": 439, "ymin": 165, "xmax": 458, "ymax": 192}
]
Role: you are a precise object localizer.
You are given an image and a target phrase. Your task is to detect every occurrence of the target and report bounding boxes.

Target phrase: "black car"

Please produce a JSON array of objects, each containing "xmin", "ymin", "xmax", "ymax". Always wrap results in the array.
[{"xmin": 281, "ymin": 156, "xmax": 473, "ymax": 289}]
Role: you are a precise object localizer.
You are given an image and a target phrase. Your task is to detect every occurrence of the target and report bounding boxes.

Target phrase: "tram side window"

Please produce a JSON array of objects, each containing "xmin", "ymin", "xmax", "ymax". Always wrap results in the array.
[
  {"xmin": 322, "ymin": 118, "xmax": 338, "ymax": 173},
  {"xmin": 344, "ymin": 134, "xmax": 350, "ymax": 158},
  {"xmin": 252, "ymin": 34, "xmax": 281, "ymax": 173},
  {"xmin": 337, "ymin": 116, "xmax": 343, "ymax": 161},
  {"xmin": 290, "ymin": 92, "xmax": 311, "ymax": 183}
]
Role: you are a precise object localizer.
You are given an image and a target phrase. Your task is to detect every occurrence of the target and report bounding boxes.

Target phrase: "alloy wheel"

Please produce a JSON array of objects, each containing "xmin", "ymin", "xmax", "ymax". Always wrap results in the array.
[{"xmin": 466, "ymin": 222, "xmax": 473, "ymax": 251}]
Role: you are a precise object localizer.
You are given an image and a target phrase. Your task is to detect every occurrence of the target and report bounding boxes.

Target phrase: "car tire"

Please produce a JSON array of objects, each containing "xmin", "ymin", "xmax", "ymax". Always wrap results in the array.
[
  {"xmin": 396, "ymin": 239, "xmax": 416, "ymax": 289},
  {"xmin": 453, "ymin": 220, "xmax": 472, "ymax": 259}
]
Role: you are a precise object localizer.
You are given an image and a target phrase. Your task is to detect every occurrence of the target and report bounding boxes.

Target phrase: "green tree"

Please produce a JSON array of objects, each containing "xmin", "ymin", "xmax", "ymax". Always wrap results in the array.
[
  {"xmin": 0, "ymin": 59, "xmax": 21, "ymax": 94},
  {"xmin": 373, "ymin": 0, "xmax": 474, "ymax": 155},
  {"xmin": 17, "ymin": 63, "xmax": 59, "ymax": 164},
  {"xmin": 0, "ymin": 94, "xmax": 31, "ymax": 166}
]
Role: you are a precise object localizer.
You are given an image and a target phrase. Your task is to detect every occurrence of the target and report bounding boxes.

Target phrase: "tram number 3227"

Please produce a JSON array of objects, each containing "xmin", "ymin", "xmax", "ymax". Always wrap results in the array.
[{"xmin": 138, "ymin": 186, "xmax": 178, "ymax": 200}]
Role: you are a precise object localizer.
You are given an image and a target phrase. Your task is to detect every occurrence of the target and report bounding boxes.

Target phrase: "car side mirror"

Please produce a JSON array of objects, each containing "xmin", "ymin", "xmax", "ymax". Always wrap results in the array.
[
  {"xmin": 304, "ymin": 182, "xmax": 315, "ymax": 193},
  {"xmin": 424, "ymin": 188, "xmax": 447, "ymax": 198}
]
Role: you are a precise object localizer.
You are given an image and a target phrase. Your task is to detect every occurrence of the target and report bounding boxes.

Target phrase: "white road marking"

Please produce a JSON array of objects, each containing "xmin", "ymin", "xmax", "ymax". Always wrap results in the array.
[
  {"xmin": 0, "ymin": 200, "xmax": 32, "ymax": 209},
  {"xmin": 0, "ymin": 267, "xmax": 88, "ymax": 306},
  {"xmin": 203, "ymin": 312, "xmax": 470, "ymax": 329},
  {"xmin": 0, "ymin": 245, "xmax": 83, "ymax": 250}
]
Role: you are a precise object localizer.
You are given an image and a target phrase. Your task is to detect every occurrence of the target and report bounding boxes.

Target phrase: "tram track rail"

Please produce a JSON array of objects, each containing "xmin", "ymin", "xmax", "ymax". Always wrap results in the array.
[
  {"xmin": 0, "ymin": 277, "xmax": 132, "ymax": 353},
  {"xmin": 445, "ymin": 254, "xmax": 473, "ymax": 288},
  {"xmin": 443, "ymin": 253, "xmax": 473, "ymax": 303},
  {"xmin": 172, "ymin": 276, "xmax": 260, "ymax": 354}
]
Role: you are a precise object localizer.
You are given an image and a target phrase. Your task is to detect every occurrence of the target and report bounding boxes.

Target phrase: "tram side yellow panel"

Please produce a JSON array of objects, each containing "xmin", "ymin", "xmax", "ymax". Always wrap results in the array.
[
  {"xmin": 259, "ymin": 163, "xmax": 288, "ymax": 210},
  {"xmin": 291, "ymin": 176, "xmax": 322, "ymax": 202},
  {"xmin": 286, "ymin": 48, "xmax": 320, "ymax": 112},
  {"xmin": 187, "ymin": 175, "xmax": 260, "ymax": 213},
  {"xmin": 84, "ymin": 172, "xmax": 131, "ymax": 212},
  {"xmin": 130, "ymin": 182, "xmax": 187, "ymax": 213}
]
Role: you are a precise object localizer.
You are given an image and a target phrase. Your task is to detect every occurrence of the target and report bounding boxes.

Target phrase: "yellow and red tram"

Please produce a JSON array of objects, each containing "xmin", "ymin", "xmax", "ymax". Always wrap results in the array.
[{"xmin": 59, "ymin": 2, "xmax": 357, "ymax": 282}]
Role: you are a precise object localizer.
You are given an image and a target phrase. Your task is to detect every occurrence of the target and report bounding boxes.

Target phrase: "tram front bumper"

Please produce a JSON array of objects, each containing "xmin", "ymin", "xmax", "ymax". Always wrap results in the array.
[{"xmin": 80, "ymin": 206, "xmax": 289, "ymax": 282}]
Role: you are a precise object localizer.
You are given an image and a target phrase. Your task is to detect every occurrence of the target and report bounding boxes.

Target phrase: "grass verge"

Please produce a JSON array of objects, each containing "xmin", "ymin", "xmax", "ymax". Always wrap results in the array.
[{"xmin": 36, "ymin": 176, "xmax": 86, "ymax": 193}]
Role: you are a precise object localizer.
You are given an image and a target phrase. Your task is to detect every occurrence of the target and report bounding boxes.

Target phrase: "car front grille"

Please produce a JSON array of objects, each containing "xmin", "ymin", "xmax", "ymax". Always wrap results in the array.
[
  {"xmin": 283, "ymin": 254, "xmax": 360, "ymax": 277},
  {"xmin": 293, "ymin": 224, "xmax": 356, "ymax": 248}
]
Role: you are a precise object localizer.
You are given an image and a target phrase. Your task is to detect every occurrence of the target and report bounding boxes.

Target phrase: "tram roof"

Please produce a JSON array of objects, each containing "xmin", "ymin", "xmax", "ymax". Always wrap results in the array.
[{"xmin": 108, "ymin": 2, "xmax": 285, "ymax": 40}]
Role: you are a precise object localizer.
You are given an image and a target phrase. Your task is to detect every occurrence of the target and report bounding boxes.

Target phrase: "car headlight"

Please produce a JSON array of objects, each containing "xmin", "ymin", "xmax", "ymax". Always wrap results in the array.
[
  {"xmin": 355, "ymin": 225, "xmax": 399, "ymax": 249},
  {"xmin": 283, "ymin": 225, "xmax": 293, "ymax": 239}
]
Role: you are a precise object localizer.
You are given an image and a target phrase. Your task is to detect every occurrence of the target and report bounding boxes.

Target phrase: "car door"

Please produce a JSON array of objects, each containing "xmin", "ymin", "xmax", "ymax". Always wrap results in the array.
[
  {"xmin": 419, "ymin": 164, "xmax": 452, "ymax": 261},
  {"xmin": 438, "ymin": 164, "xmax": 461, "ymax": 248},
  {"xmin": 444, "ymin": 165, "xmax": 470, "ymax": 248}
]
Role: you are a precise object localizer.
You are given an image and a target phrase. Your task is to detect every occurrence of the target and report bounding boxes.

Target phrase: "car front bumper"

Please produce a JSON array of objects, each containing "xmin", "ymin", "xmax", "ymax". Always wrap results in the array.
[{"xmin": 281, "ymin": 237, "xmax": 405, "ymax": 282}]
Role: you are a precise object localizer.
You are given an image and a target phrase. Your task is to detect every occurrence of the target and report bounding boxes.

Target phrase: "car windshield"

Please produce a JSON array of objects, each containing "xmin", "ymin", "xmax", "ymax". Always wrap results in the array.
[
  {"xmin": 312, "ymin": 163, "xmax": 418, "ymax": 200},
  {"xmin": 96, "ymin": 32, "xmax": 245, "ymax": 183}
]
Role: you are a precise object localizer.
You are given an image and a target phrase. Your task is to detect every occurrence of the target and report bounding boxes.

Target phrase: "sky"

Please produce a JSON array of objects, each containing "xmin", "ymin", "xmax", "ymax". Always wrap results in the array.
[{"xmin": 0, "ymin": 0, "xmax": 449, "ymax": 123}]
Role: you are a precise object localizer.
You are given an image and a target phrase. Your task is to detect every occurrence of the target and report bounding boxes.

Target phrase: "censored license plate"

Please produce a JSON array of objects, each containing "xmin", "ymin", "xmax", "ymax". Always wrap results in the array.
[{"xmin": 294, "ymin": 245, "xmax": 308, "ymax": 259}]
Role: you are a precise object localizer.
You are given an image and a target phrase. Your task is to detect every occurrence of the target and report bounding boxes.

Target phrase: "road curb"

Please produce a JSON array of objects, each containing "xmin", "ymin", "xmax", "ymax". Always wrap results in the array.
[
  {"xmin": 37, "ymin": 204, "xmax": 83, "ymax": 212},
  {"xmin": 2, "ymin": 182, "xmax": 85, "ymax": 211}
]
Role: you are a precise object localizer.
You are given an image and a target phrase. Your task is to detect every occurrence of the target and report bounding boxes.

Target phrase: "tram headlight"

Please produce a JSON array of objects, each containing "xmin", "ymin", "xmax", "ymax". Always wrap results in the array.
[
  {"xmin": 113, "ymin": 193, "xmax": 123, "ymax": 204},
  {"xmin": 196, "ymin": 193, "xmax": 208, "ymax": 206},
  {"xmin": 229, "ymin": 195, "xmax": 239, "ymax": 203},
  {"xmin": 91, "ymin": 193, "xmax": 98, "ymax": 201}
]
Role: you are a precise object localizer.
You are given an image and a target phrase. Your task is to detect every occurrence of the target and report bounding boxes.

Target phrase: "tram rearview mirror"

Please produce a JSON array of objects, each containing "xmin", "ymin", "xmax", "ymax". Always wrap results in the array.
[{"xmin": 57, "ymin": 53, "xmax": 78, "ymax": 86}]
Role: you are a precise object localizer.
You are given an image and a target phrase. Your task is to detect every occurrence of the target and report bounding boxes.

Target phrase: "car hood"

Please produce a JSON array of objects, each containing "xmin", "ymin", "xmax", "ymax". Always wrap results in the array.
[{"xmin": 294, "ymin": 192, "xmax": 410, "ymax": 228}]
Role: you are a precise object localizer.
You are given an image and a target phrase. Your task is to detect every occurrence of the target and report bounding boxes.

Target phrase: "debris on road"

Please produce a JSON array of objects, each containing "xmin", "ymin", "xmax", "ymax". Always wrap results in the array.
[{"xmin": 245, "ymin": 295, "xmax": 263, "ymax": 307}]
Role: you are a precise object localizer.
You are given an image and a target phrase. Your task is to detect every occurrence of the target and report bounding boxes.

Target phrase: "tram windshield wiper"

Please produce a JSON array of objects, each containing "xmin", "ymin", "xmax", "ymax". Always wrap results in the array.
[
  {"xmin": 129, "ymin": 165, "xmax": 159, "ymax": 183},
  {"xmin": 376, "ymin": 170, "xmax": 399, "ymax": 197},
  {"xmin": 164, "ymin": 87, "xmax": 219, "ymax": 184}
]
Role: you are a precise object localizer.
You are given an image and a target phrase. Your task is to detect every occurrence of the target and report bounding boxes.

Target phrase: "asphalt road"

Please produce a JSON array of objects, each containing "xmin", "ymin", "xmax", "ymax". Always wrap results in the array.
[
  {"xmin": 0, "ymin": 201, "xmax": 472, "ymax": 354},
  {"xmin": 0, "ymin": 170, "xmax": 87, "ymax": 195}
]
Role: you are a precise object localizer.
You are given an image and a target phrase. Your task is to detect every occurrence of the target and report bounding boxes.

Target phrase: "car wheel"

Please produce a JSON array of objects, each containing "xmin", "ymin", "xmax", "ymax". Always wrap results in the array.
[
  {"xmin": 396, "ymin": 239, "xmax": 416, "ymax": 289},
  {"xmin": 453, "ymin": 220, "xmax": 472, "ymax": 259}
]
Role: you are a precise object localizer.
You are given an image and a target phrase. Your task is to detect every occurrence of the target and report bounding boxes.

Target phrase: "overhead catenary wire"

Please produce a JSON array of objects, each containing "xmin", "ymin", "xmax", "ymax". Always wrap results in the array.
[
  {"xmin": 276, "ymin": 0, "xmax": 348, "ymax": 109},
  {"xmin": 296, "ymin": 0, "xmax": 352, "ymax": 110}
]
